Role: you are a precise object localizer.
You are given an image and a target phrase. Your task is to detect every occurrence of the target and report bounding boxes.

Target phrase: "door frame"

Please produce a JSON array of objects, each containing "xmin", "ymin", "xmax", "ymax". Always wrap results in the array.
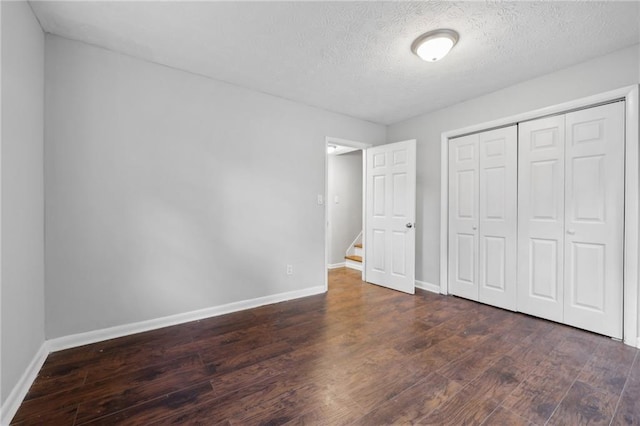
[
  {"xmin": 440, "ymin": 85, "xmax": 640, "ymax": 347},
  {"xmin": 324, "ymin": 136, "xmax": 372, "ymax": 291}
]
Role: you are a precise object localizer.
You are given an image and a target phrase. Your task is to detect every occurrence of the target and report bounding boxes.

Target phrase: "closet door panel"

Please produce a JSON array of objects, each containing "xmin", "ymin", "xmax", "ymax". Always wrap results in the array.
[
  {"xmin": 478, "ymin": 126, "xmax": 518, "ymax": 311},
  {"xmin": 518, "ymin": 116, "xmax": 565, "ymax": 322},
  {"xmin": 449, "ymin": 134, "xmax": 479, "ymax": 301},
  {"xmin": 563, "ymin": 102, "xmax": 624, "ymax": 338}
]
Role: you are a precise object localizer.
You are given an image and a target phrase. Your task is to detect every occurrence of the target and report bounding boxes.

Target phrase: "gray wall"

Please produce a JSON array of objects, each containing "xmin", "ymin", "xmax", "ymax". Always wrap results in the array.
[
  {"xmin": 327, "ymin": 151, "xmax": 362, "ymax": 265},
  {"xmin": 387, "ymin": 44, "xmax": 640, "ymax": 288},
  {"xmin": 44, "ymin": 35, "xmax": 386, "ymax": 339},
  {"xmin": 1, "ymin": 2, "xmax": 45, "ymax": 405}
]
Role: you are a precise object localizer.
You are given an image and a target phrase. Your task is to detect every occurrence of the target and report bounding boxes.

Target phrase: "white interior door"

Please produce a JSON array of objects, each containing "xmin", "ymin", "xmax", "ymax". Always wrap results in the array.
[
  {"xmin": 365, "ymin": 140, "xmax": 416, "ymax": 294},
  {"xmin": 448, "ymin": 134, "xmax": 479, "ymax": 301},
  {"xmin": 478, "ymin": 126, "xmax": 518, "ymax": 311},
  {"xmin": 518, "ymin": 115, "xmax": 566, "ymax": 322},
  {"xmin": 563, "ymin": 102, "xmax": 624, "ymax": 338}
]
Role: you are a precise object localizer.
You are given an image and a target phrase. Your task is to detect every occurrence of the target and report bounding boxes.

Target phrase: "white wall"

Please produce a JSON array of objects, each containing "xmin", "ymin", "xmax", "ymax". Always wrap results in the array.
[
  {"xmin": 44, "ymin": 35, "xmax": 385, "ymax": 339},
  {"xmin": 327, "ymin": 150, "xmax": 362, "ymax": 265},
  {"xmin": 1, "ymin": 1, "xmax": 45, "ymax": 405},
  {"xmin": 388, "ymin": 44, "xmax": 640, "ymax": 288}
]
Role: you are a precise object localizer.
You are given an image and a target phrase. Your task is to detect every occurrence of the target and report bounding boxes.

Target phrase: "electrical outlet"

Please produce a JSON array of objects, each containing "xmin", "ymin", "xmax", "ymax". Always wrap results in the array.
[{"xmin": 286, "ymin": 264, "xmax": 293, "ymax": 275}]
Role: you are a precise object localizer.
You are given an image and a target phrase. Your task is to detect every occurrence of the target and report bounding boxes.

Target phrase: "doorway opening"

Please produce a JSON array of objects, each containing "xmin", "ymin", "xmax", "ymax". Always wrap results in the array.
[
  {"xmin": 324, "ymin": 137, "xmax": 370, "ymax": 291},
  {"xmin": 327, "ymin": 146, "xmax": 364, "ymax": 269},
  {"xmin": 324, "ymin": 137, "xmax": 418, "ymax": 295}
]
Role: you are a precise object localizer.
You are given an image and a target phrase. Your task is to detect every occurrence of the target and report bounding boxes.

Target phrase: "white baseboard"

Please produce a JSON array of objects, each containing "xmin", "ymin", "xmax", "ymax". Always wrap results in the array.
[
  {"xmin": 415, "ymin": 280, "xmax": 441, "ymax": 294},
  {"xmin": 0, "ymin": 285, "xmax": 325, "ymax": 425},
  {"xmin": 620, "ymin": 335, "xmax": 638, "ymax": 348},
  {"xmin": 327, "ymin": 262, "xmax": 345, "ymax": 270},
  {"xmin": 1, "ymin": 342, "xmax": 49, "ymax": 426},
  {"xmin": 345, "ymin": 260, "xmax": 362, "ymax": 271},
  {"xmin": 48, "ymin": 285, "xmax": 326, "ymax": 353}
]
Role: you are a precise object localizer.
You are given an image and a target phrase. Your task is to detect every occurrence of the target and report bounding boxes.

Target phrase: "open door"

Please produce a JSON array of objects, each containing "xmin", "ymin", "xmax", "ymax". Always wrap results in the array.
[{"xmin": 365, "ymin": 140, "xmax": 416, "ymax": 294}]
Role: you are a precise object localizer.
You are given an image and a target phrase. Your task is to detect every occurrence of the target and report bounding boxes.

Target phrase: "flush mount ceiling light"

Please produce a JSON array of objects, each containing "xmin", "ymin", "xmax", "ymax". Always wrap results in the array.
[{"xmin": 411, "ymin": 29, "xmax": 459, "ymax": 62}]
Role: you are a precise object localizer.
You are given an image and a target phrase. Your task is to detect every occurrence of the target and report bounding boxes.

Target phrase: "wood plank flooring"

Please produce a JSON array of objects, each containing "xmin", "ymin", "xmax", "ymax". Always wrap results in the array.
[{"xmin": 11, "ymin": 268, "xmax": 640, "ymax": 425}]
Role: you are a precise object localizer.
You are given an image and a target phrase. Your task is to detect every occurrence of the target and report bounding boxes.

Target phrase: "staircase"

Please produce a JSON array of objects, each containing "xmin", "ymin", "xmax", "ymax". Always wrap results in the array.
[{"xmin": 344, "ymin": 233, "xmax": 363, "ymax": 271}]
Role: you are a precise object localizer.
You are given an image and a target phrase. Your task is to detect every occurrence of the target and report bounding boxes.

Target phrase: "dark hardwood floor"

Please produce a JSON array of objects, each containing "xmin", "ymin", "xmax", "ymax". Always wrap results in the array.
[{"xmin": 11, "ymin": 268, "xmax": 640, "ymax": 425}]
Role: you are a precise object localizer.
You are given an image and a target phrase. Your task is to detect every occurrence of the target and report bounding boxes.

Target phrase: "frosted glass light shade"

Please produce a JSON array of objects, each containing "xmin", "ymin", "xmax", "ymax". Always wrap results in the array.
[{"xmin": 412, "ymin": 29, "xmax": 459, "ymax": 62}]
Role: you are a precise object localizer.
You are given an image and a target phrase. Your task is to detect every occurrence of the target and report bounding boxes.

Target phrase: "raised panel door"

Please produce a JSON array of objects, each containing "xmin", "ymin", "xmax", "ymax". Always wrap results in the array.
[
  {"xmin": 563, "ymin": 102, "xmax": 624, "ymax": 338},
  {"xmin": 449, "ymin": 134, "xmax": 479, "ymax": 301},
  {"xmin": 478, "ymin": 126, "xmax": 517, "ymax": 311},
  {"xmin": 365, "ymin": 140, "xmax": 416, "ymax": 294},
  {"xmin": 517, "ymin": 115, "xmax": 565, "ymax": 322}
]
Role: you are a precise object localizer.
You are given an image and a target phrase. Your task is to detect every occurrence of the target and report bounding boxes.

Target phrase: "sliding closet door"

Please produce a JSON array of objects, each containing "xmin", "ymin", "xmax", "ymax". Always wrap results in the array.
[
  {"xmin": 517, "ymin": 115, "xmax": 565, "ymax": 322},
  {"xmin": 449, "ymin": 134, "xmax": 479, "ymax": 301},
  {"xmin": 563, "ymin": 102, "xmax": 624, "ymax": 339},
  {"xmin": 478, "ymin": 126, "xmax": 517, "ymax": 311}
]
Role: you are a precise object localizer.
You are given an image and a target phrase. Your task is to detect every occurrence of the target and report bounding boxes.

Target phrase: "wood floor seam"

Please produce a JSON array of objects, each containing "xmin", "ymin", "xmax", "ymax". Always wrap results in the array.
[
  {"xmin": 479, "ymin": 403, "xmax": 502, "ymax": 425},
  {"xmin": 10, "ymin": 268, "xmax": 640, "ymax": 426},
  {"xmin": 543, "ymin": 340, "xmax": 602, "ymax": 425},
  {"xmin": 609, "ymin": 349, "xmax": 640, "ymax": 425}
]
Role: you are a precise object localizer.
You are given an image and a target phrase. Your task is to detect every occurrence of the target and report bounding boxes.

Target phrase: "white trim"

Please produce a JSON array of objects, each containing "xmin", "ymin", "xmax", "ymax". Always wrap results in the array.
[
  {"xmin": 48, "ymin": 285, "xmax": 325, "ymax": 353},
  {"xmin": 415, "ymin": 280, "xmax": 441, "ymax": 294},
  {"xmin": 441, "ymin": 87, "xmax": 633, "ymax": 140},
  {"xmin": 324, "ymin": 138, "xmax": 329, "ymax": 292},
  {"xmin": 325, "ymin": 137, "xmax": 371, "ymax": 151},
  {"xmin": 623, "ymin": 86, "xmax": 639, "ymax": 348},
  {"xmin": 1, "ymin": 343, "xmax": 49, "ymax": 426},
  {"xmin": 344, "ymin": 231, "xmax": 363, "ymax": 258},
  {"xmin": 327, "ymin": 262, "xmax": 346, "ymax": 269},
  {"xmin": 440, "ymin": 85, "xmax": 640, "ymax": 347},
  {"xmin": 361, "ymin": 147, "xmax": 367, "ymax": 282},
  {"xmin": 345, "ymin": 260, "xmax": 363, "ymax": 271},
  {"xmin": 1, "ymin": 285, "xmax": 325, "ymax": 424},
  {"xmin": 440, "ymin": 132, "xmax": 449, "ymax": 296}
]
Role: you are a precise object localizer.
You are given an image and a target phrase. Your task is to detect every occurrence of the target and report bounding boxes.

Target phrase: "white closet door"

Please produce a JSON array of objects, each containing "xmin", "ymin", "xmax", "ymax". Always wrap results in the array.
[
  {"xmin": 563, "ymin": 102, "xmax": 624, "ymax": 338},
  {"xmin": 448, "ymin": 134, "xmax": 479, "ymax": 301},
  {"xmin": 518, "ymin": 115, "xmax": 566, "ymax": 322},
  {"xmin": 478, "ymin": 126, "xmax": 518, "ymax": 311}
]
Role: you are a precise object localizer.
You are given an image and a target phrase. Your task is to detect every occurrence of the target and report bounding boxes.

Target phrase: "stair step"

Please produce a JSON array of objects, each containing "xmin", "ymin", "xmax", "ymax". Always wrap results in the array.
[
  {"xmin": 354, "ymin": 243, "xmax": 363, "ymax": 249},
  {"xmin": 345, "ymin": 255, "xmax": 362, "ymax": 263}
]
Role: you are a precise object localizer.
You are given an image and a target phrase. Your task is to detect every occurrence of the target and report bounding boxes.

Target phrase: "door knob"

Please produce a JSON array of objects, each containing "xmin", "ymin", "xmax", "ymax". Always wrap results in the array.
[
  {"xmin": 472, "ymin": 225, "xmax": 477, "ymax": 230},
  {"xmin": 567, "ymin": 229, "xmax": 576, "ymax": 235},
  {"xmin": 406, "ymin": 223, "xmax": 414, "ymax": 229}
]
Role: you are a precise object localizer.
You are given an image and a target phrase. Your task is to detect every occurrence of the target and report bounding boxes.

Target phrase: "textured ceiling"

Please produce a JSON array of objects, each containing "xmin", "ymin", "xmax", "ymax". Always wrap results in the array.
[{"xmin": 30, "ymin": 1, "xmax": 640, "ymax": 125}]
